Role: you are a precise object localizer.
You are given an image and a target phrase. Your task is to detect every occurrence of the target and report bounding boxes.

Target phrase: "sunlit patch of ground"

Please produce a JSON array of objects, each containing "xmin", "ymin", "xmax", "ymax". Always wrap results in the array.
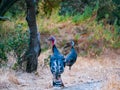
[{"xmin": 0, "ymin": 49, "xmax": 120, "ymax": 90}]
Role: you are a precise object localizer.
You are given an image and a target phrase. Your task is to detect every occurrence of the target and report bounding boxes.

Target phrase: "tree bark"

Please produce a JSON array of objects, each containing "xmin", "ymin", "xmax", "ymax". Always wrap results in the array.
[
  {"xmin": 24, "ymin": 0, "xmax": 41, "ymax": 73},
  {"xmin": 0, "ymin": 0, "xmax": 41, "ymax": 73}
]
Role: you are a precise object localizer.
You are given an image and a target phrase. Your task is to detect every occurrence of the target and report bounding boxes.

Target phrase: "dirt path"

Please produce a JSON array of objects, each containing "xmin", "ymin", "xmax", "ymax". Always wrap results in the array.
[{"xmin": 0, "ymin": 49, "xmax": 120, "ymax": 90}]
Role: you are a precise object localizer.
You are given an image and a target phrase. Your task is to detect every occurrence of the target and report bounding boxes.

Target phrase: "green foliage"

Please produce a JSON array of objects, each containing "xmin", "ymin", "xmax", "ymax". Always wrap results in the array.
[
  {"xmin": 102, "ymin": 19, "xmax": 120, "ymax": 48},
  {"xmin": 0, "ymin": 23, "xmax": 29, "ymax": 63},
  {"xmin": 12, "ymin": 63, "xmax": 19, "ymax": 70},
  {"xmin": 96, "ymin": 0, "xmax": 120, "ymax": 25},
  {"xmin": 58, "ymin": 13, "xmax": 71, "ymax": 22},
  {"xmin": 72, "ymin": 6, "xmax": 93, "ymax": 23},
  {"xmin": 112, "ymin": 19, "xmax": 120, "ymax": 48},
  {"xmin": 91, "ymin": 19, "xmax": 120, "ymax": 49},
  {"xmin": 39, "ymin": 0, "xmax": 61, "ymax": 17},
  {"xmin": 59, "ymin": 0, "xmax": 89, "ymax": 16},
  {"xmin": 74, "ymin": 33, "xmax": 80, "ymax": 41},
  {"xmin": 113, "ymin": 0, "xmax": 120, "ymax": 5},
  {"xmin": 72, "ymin": 13, "xmax": 81, "ymax": 23},
  {"xmin": 4, "ymin": 1, "xmax": 26, "ymax": 20},
  {"xmin": 82, "ymin": 6, "xmax": 93, "ymax": 18},
  {"xmin": 0, "ymin": 43, "xmax": 7, "ymax": 61},
  {"xmin": 103, "ymin": 29, "xmax": 112, "ymax": 41},
  {"xmin": 7, "ymin": 26, "xmax": 29, "ymax": 62},
  {"xmin": 59, "ymin": 0, "xmax": 119, "ymax": 25},
  {"xmin": 0, "ymin": 0, "xmax": 120, "ymax": 65}
]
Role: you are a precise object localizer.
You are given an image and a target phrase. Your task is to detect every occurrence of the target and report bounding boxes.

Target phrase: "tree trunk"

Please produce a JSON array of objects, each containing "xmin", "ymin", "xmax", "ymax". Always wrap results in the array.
[
  {"xmin": 0, "ymin": 0, "xmax": 41, "ymax": 73},
  {"xmin": 24, "ymin": 0, "xmax": 41, "ymax": 73}
]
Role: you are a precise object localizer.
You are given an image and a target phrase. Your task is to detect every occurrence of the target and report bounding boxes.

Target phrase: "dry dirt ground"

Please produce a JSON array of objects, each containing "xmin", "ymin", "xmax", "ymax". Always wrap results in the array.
[{"xmin": 0, "ymin": 49, "xmax": 120, "ymax": 90}]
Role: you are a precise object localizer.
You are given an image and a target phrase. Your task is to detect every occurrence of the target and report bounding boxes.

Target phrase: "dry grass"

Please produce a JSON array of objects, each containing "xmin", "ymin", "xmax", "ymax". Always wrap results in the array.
[
  {"xmin": 0, "ymin": 49, "xmax": 120, "ymax": 90},
  {"xmin": 102, "ymin": 74, "xmax": 120, "ymax": 90},
  {"xmin": 0, "ymin": 10, "xmax": 120, "ymax": 90}
]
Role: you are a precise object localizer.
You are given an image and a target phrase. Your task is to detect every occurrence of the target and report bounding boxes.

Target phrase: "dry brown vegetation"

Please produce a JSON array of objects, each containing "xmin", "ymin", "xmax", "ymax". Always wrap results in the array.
[
  {"xmin": 0, "ymin": 48, "xmax": 120, "ymax": 90},
  {"xmin": 1, "ymin": 19, "xmax": 120, "ymax": 90}
]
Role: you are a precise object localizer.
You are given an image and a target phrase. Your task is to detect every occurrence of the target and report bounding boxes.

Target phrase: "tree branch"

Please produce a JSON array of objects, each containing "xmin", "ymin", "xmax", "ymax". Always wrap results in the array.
[
  {"xmin": 0, "ymin": 0, "xmax": 19, "ymax": 16},
  {"xmin": 0, "ymin": 16, "xmax": 10, "ymax": 21}
]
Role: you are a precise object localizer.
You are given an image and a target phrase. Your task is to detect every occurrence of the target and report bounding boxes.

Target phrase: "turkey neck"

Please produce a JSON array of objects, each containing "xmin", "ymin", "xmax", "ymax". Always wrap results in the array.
[
  {"xmin": 52, "ymin": 40, "xmax": 60, "ymax": 54},
  {"xmin": 71, "ymin": 46, "xmax": 74, "ymax": 49},
  {"xmin": 52, "ymin": 40, "xmax": 54, "ymax": 46},
  {"xmin": 71, "ymin": 46, "xmax": 75, "ymax": 52},
  {"xmin": 52, "ymin": 45, "xmax": 60, "ymax": 54}
]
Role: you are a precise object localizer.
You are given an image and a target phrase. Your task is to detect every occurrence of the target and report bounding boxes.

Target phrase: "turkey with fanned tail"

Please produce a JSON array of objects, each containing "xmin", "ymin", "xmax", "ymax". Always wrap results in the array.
[
  {"xmin": 65, "ymin": 40, "xmax": 77, "ymax": 70},
  {"xmin": 48, "ymin": 36, "xmax": 65, "ymax": 87}
]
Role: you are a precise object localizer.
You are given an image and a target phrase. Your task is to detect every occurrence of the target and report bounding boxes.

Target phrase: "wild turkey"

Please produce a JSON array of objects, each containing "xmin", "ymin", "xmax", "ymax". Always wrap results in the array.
[
  {"xmin": 65, "ymin": 40, "xmax": 77, "ymax": 70},
  {"xmin": 48, "ymin": 36, "xmax": 65, "ymax": 87}
]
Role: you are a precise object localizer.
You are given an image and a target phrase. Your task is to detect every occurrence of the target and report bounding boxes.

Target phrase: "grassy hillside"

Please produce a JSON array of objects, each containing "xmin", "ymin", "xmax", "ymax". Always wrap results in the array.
[{"xmin": 0, "ymin": 2, "xmax": 120, "ymax": 65}]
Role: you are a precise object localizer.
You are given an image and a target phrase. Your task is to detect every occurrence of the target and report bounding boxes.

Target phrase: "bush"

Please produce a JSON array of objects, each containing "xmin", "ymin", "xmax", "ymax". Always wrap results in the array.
[
  {"xmin": 96, "ymin": 0, "xmax": 120, "ymax": 25},
  {"xmin": 0, "ymin": 24, "xmax": 29, "ymax": 64},
  {"xmin": 38, "ymin": 0, "xmax": 61, "ymax": 17},
  {"xmin": 59, "ymin": 0, "xmax": 86, "ymax": 16},
  {"xmin": 7, "ymin": 25, "xmax": 29, "ymax": 62},
  {"xmin": 59, "ymin": 0, "xmax": 120, "ymax": 25},
  {"xmin": 72, "ymin": 6, "xmax": 93, "ymax": 23},
  {"xmin": 0, "ymin": 43, "xmax": 7, "ymax": 62}
]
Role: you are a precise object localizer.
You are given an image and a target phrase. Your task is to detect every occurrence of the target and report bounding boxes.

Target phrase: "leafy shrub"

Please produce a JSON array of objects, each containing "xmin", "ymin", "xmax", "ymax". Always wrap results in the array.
[
  {"xmin": 5, "ymin": 0, "xmax": 26, "ymax": 19},
  {"xmin": 59, "ymin": 0, "xmax": 120, "ymax": 25},
  {"xmin": 7, "ymin": 25, "xmax": 29, "ymax": 62},
  {"xmin": 0, "ymin": 24, "xmax": 29, "ymax": 64},
  {"xmin": 59, "ymin": 0, "xmax": 90, "ymax": 16},
  {"xmin": 111, "ymin": 20, "xmax": 120, "ymax": 48},
  {"xmin": 72, "ymin": 6, "xmax": 93, "ymax": 23},
  {"xmin": 90, "ymin": 19, "xmax": 120, "ymax": 49},
  {"xmin": 0, "ymin": 43, "xmax": 7, "ymax": 62},
  {"xmin": 96, "ymin": 0, "xmax": 120, "ymax": 25},
  {"xmin": 39, "ymin": 0, "xmax": 61, "ymax": 17}
]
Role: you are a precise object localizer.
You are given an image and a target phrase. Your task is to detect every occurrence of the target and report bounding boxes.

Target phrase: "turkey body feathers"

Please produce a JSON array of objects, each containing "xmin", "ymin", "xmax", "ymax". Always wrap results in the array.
[
  {"xmin": 50, "ymin": 45, "xmax": 65, "ymax": 75},
  {"xmin": 48, "ymin": 36, "xmax": 65, "ymax": 87},
  {"xmin": 65, "ymin": 46, "xmax": 77, "ymax": 69}
]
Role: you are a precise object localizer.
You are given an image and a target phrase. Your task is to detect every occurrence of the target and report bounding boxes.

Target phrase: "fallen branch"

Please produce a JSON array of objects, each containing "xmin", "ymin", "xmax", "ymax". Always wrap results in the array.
[{"xmin": 0, "ymin": 16, "xmax": 10, "ymax": 21}]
